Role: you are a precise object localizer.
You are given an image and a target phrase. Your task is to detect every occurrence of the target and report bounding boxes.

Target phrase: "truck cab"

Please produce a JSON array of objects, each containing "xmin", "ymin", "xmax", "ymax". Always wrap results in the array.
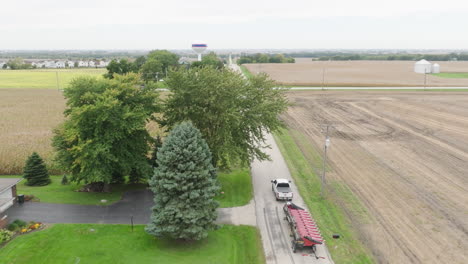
[{"xmin": 271, "ymin": 179, "xmax": 293, "ymax": 201}]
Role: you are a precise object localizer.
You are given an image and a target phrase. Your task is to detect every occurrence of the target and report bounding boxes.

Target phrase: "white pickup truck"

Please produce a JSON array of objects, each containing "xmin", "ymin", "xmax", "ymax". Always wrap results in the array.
[{"xmin": 271, "ymin": 179, "xmax": 293, "ymax": 201}]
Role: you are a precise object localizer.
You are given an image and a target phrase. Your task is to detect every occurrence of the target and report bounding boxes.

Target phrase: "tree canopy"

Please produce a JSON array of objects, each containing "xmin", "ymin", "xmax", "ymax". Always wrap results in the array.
[
  {"xmin": 191, "ymin": 52, "xmax": 224, "ymax": 69},
  {"xmin": 52, "ymin": 74, "xmax": 159, "ymax": 187},
  {"xmin": 146, "ymin": 122, "xmax": 219, "ymax": 241},
  {"xmin": 147, "ymin": 50, "xmax": 179, "ymax": 74},
  {"xmin": 103, "ymin": 59, "xmax": 135, "ymax": 79},
  {"xmin": 161, "ymin": 67, "xmax": 289, "ymax": 167}
]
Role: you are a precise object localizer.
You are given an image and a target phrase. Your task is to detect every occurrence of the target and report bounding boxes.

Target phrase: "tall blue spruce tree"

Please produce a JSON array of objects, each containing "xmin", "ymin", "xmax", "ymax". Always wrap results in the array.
[{"xmin": 145, "ymin": 122, "xmax": 219, "ymax": 241}]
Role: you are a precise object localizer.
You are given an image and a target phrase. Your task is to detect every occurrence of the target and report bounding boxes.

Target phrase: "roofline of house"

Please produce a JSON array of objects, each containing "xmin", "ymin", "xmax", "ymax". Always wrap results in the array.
[{"xmin": 0, "ymin": 178, "xmax": 22, "ymax": 194}]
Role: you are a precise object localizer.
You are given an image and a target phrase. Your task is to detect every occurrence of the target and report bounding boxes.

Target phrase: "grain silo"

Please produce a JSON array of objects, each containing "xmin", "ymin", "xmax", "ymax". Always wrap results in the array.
[
  {"xmin": 432, "ymin": 63, "xmax": 440, "ymax": 73},
  {"xmin": 414, "ymin": 59, "xmax": 432, "ymax": 74}
]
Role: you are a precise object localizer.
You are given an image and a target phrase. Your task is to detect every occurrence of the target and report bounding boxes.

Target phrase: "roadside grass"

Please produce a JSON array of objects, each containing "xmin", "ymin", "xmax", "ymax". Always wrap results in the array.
[
  {"xmin": 216, "ymin": 168, "xmax": 253, "ymax": 207},
  {"xmin": 0, "ymin": 175, "xmax": 145, "ymax": 206},
  {"xmin": 0, "ymin": 68, "xmax": 105, "ymax": 89},
  {"xmin": 0, "ymin": 224, "xmax": 265, "ymax": 264},
  {"xmin": 273, "ymin": 127, "xmax": 375, "ymax": 264},
  {"xmin": 240, "ymin": 65, "xmax": 254, "ymax": 78},
  {"xmin": 432, "ymin": 72, "xmax": 468, "ymax": 78}
]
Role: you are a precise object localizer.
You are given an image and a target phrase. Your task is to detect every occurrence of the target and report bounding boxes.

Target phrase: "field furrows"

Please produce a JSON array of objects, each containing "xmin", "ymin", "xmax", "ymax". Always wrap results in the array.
[{"xmin": 283, "ymin": 91, "xmax": 468, "ymax": 263}]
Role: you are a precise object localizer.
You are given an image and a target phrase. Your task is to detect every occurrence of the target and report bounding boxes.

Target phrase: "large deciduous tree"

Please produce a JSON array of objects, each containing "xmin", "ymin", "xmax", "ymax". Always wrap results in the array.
[
  {"xmin": 146, "ymin": 122, "xmax": 219, "ymax": 241},
  {"xmin": 52, "ymin": 73, "xmax": 159, "ymax": 190},
  {"xmin": 140, "ymin": 58, "xmax": 163, "ymax": 82},
  {"xmin": 161, "ymin": 67, "xmax": 289, "ymax": 167},
  {"xmin": 147, "ymin": 50, "xmax": 179, "ymax": 75},
  {"xmin": 103, "ymin": 59, "xmax": 135, "ymax": 79}
]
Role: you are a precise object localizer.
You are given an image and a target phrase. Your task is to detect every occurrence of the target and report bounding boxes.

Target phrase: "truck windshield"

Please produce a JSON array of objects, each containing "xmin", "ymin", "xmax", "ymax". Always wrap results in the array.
[{"xmin": 278, "ymin": 183, "xmax": 290, "ymax": 188}]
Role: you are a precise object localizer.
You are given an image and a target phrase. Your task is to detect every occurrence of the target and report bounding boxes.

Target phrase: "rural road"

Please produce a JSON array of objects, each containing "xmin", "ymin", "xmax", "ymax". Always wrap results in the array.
[{"xmin": 251, "ymin": 132, "xmax": 334, "ymax": 264}]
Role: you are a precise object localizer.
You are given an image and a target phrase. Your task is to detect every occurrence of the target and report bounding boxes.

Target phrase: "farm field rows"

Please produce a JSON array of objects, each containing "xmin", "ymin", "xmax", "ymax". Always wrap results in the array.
[
  {"xmin": 283, "ymin": 91, "xmax": 468, "ymax": 264},
  {"xmin": 0, "ymin": 68, "xmax": 105, "ymax": 89},
  {"xmin": 244, "ymin": 60, "xmax": 468, "ymax": 87}
]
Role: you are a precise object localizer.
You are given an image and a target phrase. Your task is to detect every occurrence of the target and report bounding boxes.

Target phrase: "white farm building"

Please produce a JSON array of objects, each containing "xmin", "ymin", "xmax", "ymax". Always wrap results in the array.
[
  {"xmin": 432, "ymin": 63, "xmax": 440, "ymax": 73},
  {"xmin": 414, "ymin": 59, "xmax": 432, "ymax": 74}
]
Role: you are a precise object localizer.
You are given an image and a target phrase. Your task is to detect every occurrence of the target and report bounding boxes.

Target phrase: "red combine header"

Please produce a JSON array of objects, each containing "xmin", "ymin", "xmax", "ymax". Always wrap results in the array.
[{"xmin": 283, "ymin": 202, "xmax": 323, "ymax": 253}]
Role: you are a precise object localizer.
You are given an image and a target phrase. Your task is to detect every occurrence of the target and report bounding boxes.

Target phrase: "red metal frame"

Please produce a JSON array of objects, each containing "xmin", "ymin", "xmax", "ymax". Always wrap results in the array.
[{"xmin": 285, "ymin": 203, "xmax": 323, "ymax": 247}]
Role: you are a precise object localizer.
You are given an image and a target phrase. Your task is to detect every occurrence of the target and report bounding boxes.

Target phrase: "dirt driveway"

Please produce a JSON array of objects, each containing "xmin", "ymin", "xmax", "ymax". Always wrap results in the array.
[{"xmin": 283, "ymin": 91, "xmax": 468, "ymax": 264}]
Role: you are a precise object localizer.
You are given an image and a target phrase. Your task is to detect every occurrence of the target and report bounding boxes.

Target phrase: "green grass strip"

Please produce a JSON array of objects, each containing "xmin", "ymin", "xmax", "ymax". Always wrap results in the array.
[
  {"xmin": 239, "ymin": 65, "xmax": 253, "ymax": 79},
  {"xmin": 432, "ymin": 72, "xmax": 468, "ymax": 78},
  {"xmin": 0, "ymin": 224, "xmax": 265, "ymax": 264},
  {"xmin": 216, "ymin": 168, "xmax": 253, "ymax": 207},
  {"xmin": 273, "ymin": 128, "xmax": 374, "ymax": 264}
]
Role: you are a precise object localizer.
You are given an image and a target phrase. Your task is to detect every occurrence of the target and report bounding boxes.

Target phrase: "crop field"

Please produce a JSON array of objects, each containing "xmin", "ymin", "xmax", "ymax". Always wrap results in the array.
[
  {"xmin": 244, "ymin": 59, "xmax": 468, "ymax": 86},
  {"xmin": 282, "ymin": 91, "xmax": 468, "ymax": 263},
  {"xmin": 0, "ymin": 68, "xmax": 105, "ymax": 89},
  {"xmin": 0, "ymin": 89, "xmax": 66, "ymax": 174},
  {"xmin": 0, "ymin": 89, "xmax": 164, "ymax": 174}
]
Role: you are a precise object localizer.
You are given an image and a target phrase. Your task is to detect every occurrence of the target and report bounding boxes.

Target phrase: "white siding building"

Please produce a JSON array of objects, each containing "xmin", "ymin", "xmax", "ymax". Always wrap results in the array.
[
  {"xmin": 56, "ymin": 61, "xmax": 66, "ymax": 68},
  {"xmin": 78, "ymin": 61, "xmax": 88, "ymax": 67}
]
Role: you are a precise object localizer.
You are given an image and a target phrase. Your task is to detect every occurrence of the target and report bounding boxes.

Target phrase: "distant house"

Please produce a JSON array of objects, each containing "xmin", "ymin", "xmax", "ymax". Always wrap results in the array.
[
  {"xmin": 56, "ymin": 61, "xmax": 66, "ymax": 68},
  {"xmin": 78, "ymin": 61, "xmax": 88, "ymax": 67},
  {"xmin": 88, "ymin": 61, "xmax": 96, "ymax": 68},
  {"xmin": 67, "ymin": 61, "xmax": 75, "ymax": 68},
  {"xmin": 0, "ymin": 178, "xmax": 22, "ymax": 228},
  {"xmin": 0, "ymin": 61, "xmax": 7, "ymax": 69},
  {"xmin": 98, "ymin": 60, "xmax": 108, "ymax": 68},
  {"xmin": 45, "ymin": 60, "xmax": 57, "ymax": 68}
]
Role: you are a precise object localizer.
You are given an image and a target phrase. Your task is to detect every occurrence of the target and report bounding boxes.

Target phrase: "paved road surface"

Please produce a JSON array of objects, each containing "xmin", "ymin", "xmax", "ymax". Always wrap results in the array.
[
  {"xmin": 5, "ymin": 189, "xmax": 255, "ymax": 226},
  {"xmin": 252, "ymin": 133, "xmax": 334, "ymax": 264}
]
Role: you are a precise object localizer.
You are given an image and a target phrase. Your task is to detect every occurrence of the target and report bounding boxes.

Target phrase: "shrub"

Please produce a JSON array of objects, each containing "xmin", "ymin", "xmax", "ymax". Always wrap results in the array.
[
  {"xmin": 12, "ymin": 219, "xmax": 27, "ymax": 228},
  {"xmin": 7, "ymin": 223, "xmax": 18, "ymax": 232},
  {"xmin": 61, "ymin": 174, "xmax": 69, "ymax": 185},
  {"xmin": 0, "ymin": 229, "xmax": 14, "ymax": 243}
]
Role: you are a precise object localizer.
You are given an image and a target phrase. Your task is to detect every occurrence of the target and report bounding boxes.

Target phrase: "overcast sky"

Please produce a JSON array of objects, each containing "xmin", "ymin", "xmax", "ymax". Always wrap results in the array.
[{"xmin": 1, "ymin": 0, "xmax": 467, "ymax": 50}]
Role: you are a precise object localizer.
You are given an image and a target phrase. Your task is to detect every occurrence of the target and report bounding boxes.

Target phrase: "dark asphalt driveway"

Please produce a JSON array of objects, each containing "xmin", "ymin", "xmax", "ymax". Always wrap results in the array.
[{"xmin": 5, "ymin": 189, "xmax": 154, "ymax": 224}]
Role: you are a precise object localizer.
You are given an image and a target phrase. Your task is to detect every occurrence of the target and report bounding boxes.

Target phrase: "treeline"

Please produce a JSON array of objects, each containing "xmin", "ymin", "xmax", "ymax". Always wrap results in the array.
[
  {"xmin": 0, "ymin": 50, "xmax": 147, "ymax": 60},
  {"xmin": 104, "ymin": 51, "xmax": 224, "ymax": 82},
  {"xmin": 2, "ymin": 58, "xmax": 34, "ymax": 69},
  {"xmin": 237, "ymin": 53, "xmax": 295, "ymax": 64},
  {"xmin": 281, "ymin": 52, "xmax": 468, "ymax": 61}
]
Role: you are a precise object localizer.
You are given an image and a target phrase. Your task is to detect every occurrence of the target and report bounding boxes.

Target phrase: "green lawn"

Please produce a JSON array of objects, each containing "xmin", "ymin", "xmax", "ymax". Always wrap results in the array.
[
  {"xmin": 0, "ymin": 69, "xmax": 105, "ymax": 89},
  {"xmin": 1, "ymin": 169, "xmax": 253, "ymax": 207},
  {"xmin": 0, "ymin": 224, "xmax": 265, "ymax": 264},
  {"xmin": 0, "ymin": 175, "xmax": 145, "ymax": 206},
  {"xmin": 273, "ymin": 128, "xmax": 374, "ymax": 264},
  {"xmin": 216, "ymin": 168, "xmax": 253, "ymax": 207},
  {"xmin": 432, "ymin": 72, "xmax": 468, "ymax": 78}
]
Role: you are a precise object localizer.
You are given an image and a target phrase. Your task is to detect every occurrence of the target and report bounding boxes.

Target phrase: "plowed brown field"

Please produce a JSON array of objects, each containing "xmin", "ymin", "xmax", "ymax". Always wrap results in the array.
[
  {"xmin": 245, "ymin": 60, "xmax": 468, "ymax": 86},
  {"xmin": 284, "ymin": 91, "xmax": 468, "ymax": 263}
]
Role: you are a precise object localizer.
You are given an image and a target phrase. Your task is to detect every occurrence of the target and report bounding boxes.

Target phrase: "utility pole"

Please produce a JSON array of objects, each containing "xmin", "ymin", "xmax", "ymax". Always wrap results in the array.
[
  {"xmin": 424, "ymin": 69, "xmax": 427, "ymax": 91},
  {"xmin": 56, "ymin": 71, "xmax": 60, "ymax": 91},
  {"xmin": 321, "ymin": 68, "xmax": 325, "ymax": 91},
  {"xmin": 321, "ymin": 125, "xmax": 331, "ymax": 197}
]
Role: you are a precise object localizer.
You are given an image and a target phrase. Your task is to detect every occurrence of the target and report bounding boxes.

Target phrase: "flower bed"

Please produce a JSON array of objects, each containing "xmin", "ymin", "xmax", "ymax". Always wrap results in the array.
[{"xmin": 1, "ymin": 219, "xmax": 45, "ymax": 247}]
